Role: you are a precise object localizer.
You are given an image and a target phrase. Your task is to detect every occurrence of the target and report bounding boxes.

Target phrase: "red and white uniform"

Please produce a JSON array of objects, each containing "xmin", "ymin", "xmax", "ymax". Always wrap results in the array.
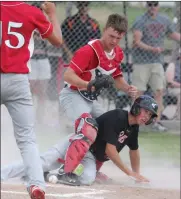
[
  {"xmin": 68, "ymin": 39, "xmax": 124, "ymax": 90},
  {"xmin": 0, "ymin": 1, "xmax": 53, "ymax": 73}
]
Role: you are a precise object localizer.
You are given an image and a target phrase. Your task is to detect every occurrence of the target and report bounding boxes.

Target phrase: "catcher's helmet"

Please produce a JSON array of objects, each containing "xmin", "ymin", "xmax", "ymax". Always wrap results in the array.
[{"xmin": 130, "ymin": 95, "xmax": 158, "ymax": 125}]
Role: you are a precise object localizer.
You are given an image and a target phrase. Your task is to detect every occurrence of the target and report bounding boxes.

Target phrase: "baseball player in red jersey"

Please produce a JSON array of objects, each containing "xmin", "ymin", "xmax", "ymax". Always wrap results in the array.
[
  {"xmin": 59, "ymin": 14, "xmax": 138, "ymax": 128},
  {"xmin": 0, "ymin": 2, "xmax": 62, "ymax": 199}
]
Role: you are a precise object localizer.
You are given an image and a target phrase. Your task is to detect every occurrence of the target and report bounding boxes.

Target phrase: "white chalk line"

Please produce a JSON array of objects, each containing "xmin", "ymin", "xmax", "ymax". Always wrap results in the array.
[
  {"xmin": 46, "ymin": 183, "xmax": 98, "ymax": 190},
  {"xmin": 82, "ymin": 196, "xmax": 105, "ymax": 199},
  {"xmin": 2, "ymin": 182, "xmax": 108, "ymax": 192},
  {"xmin": 46, "ymin": 183, "xmax": 109, "ymax": 191},
  {"xmin": 1, "ymin": 190, "xmax": 114, "ymax": 198}
]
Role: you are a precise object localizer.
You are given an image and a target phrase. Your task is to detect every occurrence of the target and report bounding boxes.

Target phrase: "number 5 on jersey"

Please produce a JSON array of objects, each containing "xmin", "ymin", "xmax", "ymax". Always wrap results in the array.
[{"xmin": 0, "ymin": 21, "xmax": 25, "ymax": 48}]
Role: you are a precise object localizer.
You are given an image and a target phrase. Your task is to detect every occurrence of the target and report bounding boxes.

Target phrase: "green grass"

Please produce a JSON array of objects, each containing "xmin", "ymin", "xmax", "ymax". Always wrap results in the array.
[
  {"xmin": 120, "ymin": 131, "xmax": 180, "ymax": 167},
  {"xmin": 139, "ymin": 131, "xmax": 180, "ymax": 164}
]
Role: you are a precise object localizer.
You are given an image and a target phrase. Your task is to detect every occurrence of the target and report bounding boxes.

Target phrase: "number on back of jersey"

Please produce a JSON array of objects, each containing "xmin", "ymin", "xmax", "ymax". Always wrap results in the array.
[{"xmin": 0, "ymin": 21, "xmax": 25, "ymax": 48}]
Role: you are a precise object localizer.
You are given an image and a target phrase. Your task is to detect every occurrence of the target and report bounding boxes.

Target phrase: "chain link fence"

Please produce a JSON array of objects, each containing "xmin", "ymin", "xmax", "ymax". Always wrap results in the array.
[{"xmin": 30, "ymin": 2, "xmax": 180, "ymax": 128}]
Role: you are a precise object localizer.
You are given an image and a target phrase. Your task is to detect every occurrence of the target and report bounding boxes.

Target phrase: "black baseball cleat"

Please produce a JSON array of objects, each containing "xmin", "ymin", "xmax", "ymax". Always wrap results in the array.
[{"xmin": 56, "ymin": 173, "xmax": 81, "ymax": 186}]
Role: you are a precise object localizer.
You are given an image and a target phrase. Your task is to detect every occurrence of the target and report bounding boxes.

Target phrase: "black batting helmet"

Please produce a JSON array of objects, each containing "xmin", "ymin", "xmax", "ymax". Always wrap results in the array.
[{"xmin": 130, "ymin": 95, "xmax": 158, "ymax": 125}]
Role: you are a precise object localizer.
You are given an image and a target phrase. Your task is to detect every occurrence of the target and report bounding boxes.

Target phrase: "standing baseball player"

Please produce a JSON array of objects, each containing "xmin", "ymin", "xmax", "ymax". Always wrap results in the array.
[
  {"xmin": 1, "ymin": 1, "xmax": 62, "ymax": 199},
  {"xmin": 59, "ymin": 13, "xmax": 138, "ymax": 128},
  {"xmin": 1, "ymin": 95, "xmax": 158, "ymax": 186}
]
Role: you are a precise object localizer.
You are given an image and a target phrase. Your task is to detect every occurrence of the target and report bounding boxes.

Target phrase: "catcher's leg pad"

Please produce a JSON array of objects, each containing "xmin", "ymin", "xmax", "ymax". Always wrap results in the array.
[{"xmin": 64, "ymin": 113, "xmax": 98, "ymax": 174}]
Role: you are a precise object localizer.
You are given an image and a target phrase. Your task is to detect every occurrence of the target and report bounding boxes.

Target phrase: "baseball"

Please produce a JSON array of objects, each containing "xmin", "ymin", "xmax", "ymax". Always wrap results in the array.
[{"xmin": 48, "ymin": 174, "xmax": 58, "ymax": 184}]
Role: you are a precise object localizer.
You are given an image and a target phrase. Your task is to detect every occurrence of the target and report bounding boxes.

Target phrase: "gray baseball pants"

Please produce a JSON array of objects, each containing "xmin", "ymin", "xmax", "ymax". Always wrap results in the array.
[
  {"xmin": 1, "ymin": 74, "xmax": 45, "ymax": 191},
  {"xmin": 1, "ymin": 134, "xmax": 97, "ymax": 185},
  {"xmin": 59, "ymin": 87, "xmax": 105, "ymax": 127}
]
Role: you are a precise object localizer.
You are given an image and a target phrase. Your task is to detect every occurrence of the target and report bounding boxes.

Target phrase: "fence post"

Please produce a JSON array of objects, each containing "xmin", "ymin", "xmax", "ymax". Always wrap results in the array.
[
  {"xmin": 123, "ymin": 2, "xmax": 131, "ymax": 84},
  {"xmin": 171, "ymin": 2, "xmax": 180, "ymax": 61}
]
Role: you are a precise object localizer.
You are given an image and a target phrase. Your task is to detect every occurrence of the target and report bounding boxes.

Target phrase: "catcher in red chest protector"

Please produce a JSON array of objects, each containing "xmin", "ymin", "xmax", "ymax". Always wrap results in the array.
[
  {"xmin": 59, "ymin": 13, "xmax": 138, "ymax": 129},
  {"xmin": 1, "ymin": 95, "xmax": 158, "ymax": 186}
]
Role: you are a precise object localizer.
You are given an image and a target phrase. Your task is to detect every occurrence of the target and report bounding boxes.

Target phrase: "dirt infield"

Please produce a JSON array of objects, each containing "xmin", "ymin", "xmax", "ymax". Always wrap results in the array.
[{"xmin": 1, "ymin": 182, "xmax": 180, "ymax": 199}]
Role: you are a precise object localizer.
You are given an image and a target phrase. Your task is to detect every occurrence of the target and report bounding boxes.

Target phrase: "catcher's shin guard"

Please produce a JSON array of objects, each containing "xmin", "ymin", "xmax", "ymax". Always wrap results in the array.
[{"xmin": 62, "ymin": 113, "xmax": 98, "ymax": 174}]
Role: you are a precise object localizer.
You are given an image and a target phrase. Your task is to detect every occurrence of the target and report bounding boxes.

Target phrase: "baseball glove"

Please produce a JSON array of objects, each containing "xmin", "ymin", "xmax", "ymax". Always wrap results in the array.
[
  {"xmin": 87, "ymin": 73, "xmax": 114, "ymax": 93},
  {"xmin": 78, "ymin": 70, "xmax": 115, "ymax": 101}
]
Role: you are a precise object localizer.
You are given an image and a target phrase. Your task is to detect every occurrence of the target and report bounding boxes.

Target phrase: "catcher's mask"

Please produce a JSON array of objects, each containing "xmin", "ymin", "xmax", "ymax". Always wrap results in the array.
[{"xmin": 130, "ymin": 95, "xmax": 158, "ymax": 125}]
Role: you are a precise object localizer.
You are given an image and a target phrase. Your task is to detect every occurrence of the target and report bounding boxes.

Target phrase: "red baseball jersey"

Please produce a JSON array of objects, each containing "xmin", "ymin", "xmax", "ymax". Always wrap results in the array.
[
  {"xmin": 68, "ymin": 39, "xmax": 124, "ymax": 90},
  {"xmin": 0, "ymin": 1, "xmax": 53, "ymax": 73}
]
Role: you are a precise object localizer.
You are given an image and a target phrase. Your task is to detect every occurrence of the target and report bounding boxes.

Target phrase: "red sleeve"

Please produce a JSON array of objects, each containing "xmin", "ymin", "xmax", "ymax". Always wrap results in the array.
[
  {"xmin": 112, "ymin": 66, "xmax": 123, "ymax": 79},
  {"xmin": 69, "ymin": 45, "xmax": 95, "ymax": 75},
  {"xmin": 32, "ymin": 7, "xmax": 53, "ymax": 39}
]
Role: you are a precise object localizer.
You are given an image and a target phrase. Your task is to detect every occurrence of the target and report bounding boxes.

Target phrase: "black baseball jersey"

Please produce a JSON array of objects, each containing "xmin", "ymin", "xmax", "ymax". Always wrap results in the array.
[{"xmin": 90, "ymin": 109, "xmax": 139, "ymax": 162}]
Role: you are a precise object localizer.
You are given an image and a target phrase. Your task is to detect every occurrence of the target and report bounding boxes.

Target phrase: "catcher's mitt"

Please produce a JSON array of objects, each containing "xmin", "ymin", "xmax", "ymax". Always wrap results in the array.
[
  {"xmin": 87, "ymin": 73, "xmax": 114, "ymax": 92},
  {"xmin": 78, "ymin": 70, "xmax": 114, "ymax": 101}
]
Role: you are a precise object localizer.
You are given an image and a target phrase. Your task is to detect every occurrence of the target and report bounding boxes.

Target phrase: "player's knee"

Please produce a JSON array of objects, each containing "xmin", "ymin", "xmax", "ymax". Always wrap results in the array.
[
  {"xmin": 79, "ymin": 171, "xmax": 96, "ymax": 185},
  {"xmin": 75, "ymin": 113, "xmax": 98, "ymax": 143}
]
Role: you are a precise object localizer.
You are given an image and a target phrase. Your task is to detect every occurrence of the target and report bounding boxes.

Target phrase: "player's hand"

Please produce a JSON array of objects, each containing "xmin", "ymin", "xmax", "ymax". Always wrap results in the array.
[
  {"xmin": 127, "ymin": 85, "xmax": 138, "ymax": 100},
  {"xmin": 41, "ymin": 2, "xmax": 56, "ymax": 16},
  {"xmin": 151, "ymin": 47, "xmax": 164, "ymax": 54},
  {"xmin": 128, "ymin": 172, "xmax": 150, "ymax": 183}
]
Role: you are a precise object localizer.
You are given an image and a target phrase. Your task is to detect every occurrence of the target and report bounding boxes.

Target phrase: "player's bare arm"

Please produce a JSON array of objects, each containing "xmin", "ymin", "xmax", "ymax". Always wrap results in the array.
[
  {"xmin": 132, "ymin": 30, "xmax": 163, "ymax": 53},
  {"xmin": 62, "ymin": 43, "xmax": 73, "ymax": 62},
  {"xmin": 114, "ymin": 76, "xmax": 138, "ymax": 99},
  {"xmin": 105, "ymin": 143, "xmax": 149, "ymax": 182},
  {"xmin": 114, "ymin": 76, "xmax": 130, "ymax": 92},
  {"xmin": 64, "ymin": 68, "xmax": 89, "ymax": 89},
  {"xmin": 41, "ymin": 2, "xmax": 62, "ymax": 46},
  {"xmin": 105, "ymin": 143, "xmax": 132, "ymax": 175},
  {"xmin": 129, "ymin": 149, "xmax": 140, "ymax": 173}
]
